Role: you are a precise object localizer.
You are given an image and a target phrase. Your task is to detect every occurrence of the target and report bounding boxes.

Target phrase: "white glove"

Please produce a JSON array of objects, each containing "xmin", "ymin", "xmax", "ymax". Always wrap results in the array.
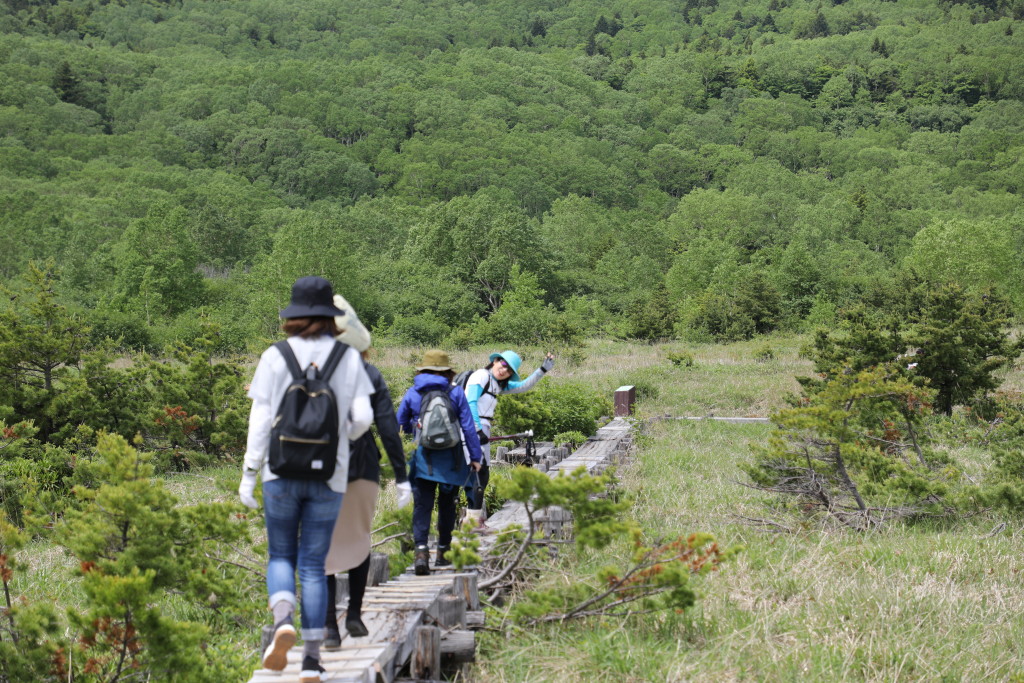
[
  {"xmin": 396, "ymin": 481, "xmax": 413, "ymax": 509},
  {"xmin": 238, "ymin": 470, "xmax": 259, "ymax": 509},
  {"xmin": 541, "ymin": 355, "xmax": 555, "ymax": 373}
]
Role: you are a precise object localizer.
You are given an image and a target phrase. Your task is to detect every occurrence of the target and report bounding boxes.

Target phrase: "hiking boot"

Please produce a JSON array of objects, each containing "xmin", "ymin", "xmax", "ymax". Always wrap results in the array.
[
  {"xmin": 414, "ymin": 545, "xmax": 430, "ymax": 575},
  {"xmin": 345, "ymin": 615, "xmax": 369, "ymax": 638},
  {"xmin": 471, "ymin": 521, "xmax": 494, "ymax": 535},
  {"xmin": 299, "ymin": 655, "xmax": 326, "ymax": 683},
  {"xmin": 434, "ymin": 545, "xmax": 451, "ymax": 567},
  {"xmin": 262, "ymin": 614, "xmax": 297, "ymax": 671},
  {"xmin": 323, "ymin": 625, "xmax": 342, "ymax": 650}
]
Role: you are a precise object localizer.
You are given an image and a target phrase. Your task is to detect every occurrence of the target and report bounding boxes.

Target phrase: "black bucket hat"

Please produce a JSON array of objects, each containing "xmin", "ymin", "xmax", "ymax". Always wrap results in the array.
[{"xmin": 279, "ymin": 276, "xmax": 346, "ymax": 319}]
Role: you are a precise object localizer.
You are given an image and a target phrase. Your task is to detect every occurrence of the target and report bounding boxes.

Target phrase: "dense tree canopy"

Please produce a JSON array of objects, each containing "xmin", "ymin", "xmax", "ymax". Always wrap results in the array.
[{"xmin": 0, "ymin": 0, "xmax": 1022, "ymax": 347}]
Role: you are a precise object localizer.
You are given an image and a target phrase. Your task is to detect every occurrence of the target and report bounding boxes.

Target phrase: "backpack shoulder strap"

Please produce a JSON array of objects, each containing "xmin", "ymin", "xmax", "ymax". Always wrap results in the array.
[
  {"xmin": 445, "ymin": 386, "xmax": 462, "ymax": 419},
  {"xmin": 465, "ymin": 369, "xmax": 497, "ymax": 397},
  {"xmin": 318, "ymin": 341, "xmax": 349, "ymax": 381},
  {"xmin": 482, "ymin": 372, "xmax": 500, "ymax": 398},
  {"xmin": 273, "ymin": 340, "xmax": 303, "ymax": 380}
]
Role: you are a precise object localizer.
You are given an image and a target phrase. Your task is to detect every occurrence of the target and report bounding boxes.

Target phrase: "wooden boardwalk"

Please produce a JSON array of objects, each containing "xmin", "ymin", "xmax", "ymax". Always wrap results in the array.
[{"xmin": 246, "ymin": 417, "xmax": 633, "ymax": 683}]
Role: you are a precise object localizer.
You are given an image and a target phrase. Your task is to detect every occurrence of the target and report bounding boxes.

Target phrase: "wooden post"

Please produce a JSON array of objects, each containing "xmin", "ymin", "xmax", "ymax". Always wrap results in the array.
[
  {"xmin": 334, "ymin": 574, "xmax": 349, "ymax": 607},
  {"xmin": 412, "ymin": 626, "xmax": 441, "ymax": 680},
  {"xmin": 440, "ymin": 630, "xmax": 476, "ymax": 662},
  {"xmin": 543, "ymin": 506, "xmax": 571, "ymax": 538},
  {"xmin": 614, "ymin": 385, "xmax": 636, "ymax": 417},
  {"xmin": 452, "ymin": 574, "xmax": 480, "ymax": 610},
  {"xmin": 436, "ymin": 594, "xmax": 466, "ymax": 628},
  {"xmin": 368, "ymin": 552, "xmax": 390, "ymax": 587}
]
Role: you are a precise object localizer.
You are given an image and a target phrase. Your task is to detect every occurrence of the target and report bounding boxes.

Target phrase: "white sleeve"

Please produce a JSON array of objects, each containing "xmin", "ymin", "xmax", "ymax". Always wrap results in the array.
[
  {"xmin": 348, "ymin": 395, "xmax": 373, "ymax": 440},
  {"xmin": 243, "ymin": 398, "xmax": 272, "ymax": 472},
  {"xmin": 344, "ymin": 349, "xmax": 375, "ymax": 440},
  {"xmin": 247, "ymin": 347, "xmax": 277, "ymax": 402}
]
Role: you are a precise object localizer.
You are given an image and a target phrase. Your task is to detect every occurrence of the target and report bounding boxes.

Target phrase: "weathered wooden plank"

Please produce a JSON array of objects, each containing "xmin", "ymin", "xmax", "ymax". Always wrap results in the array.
[
  {"xmin": 411, "ymin": 626, "xmax": 441, "ymax": 680},
  {"xmin": 368, "ymin": 552, "xmax": 390, "ymax": 586},
  {"xmin": 440, "ymin": 630, "xmax": 476, "ymax": 662}
]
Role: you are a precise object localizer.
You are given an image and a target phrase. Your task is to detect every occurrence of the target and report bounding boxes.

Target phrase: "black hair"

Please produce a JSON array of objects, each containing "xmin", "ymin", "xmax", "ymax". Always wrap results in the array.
[
  {"xmin": 417, "ymin": 368, "xmax": 456, "ymax": 381},
  {"xmin": 485, "ymin": 361, "xmax": 511, "ymax": 389}
]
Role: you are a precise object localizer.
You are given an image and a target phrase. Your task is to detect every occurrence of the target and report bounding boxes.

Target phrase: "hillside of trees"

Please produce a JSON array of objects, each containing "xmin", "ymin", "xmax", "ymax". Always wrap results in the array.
[{"xmin": 1, "ymin": 0, "xmax": 1023, "ymax": 348}]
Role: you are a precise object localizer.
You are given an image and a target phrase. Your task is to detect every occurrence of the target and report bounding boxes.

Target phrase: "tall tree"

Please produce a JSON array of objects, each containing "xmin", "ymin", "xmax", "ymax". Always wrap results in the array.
[{"xmin": 0, "ymin": 263, "xmax": 89, "ymax": 440}]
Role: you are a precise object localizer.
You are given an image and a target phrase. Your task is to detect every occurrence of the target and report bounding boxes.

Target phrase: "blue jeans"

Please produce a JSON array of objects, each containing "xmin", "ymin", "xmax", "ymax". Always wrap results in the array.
[
  {"xmin": 263, "ymin": 478, "xmax": 343, "ymax": 641},
  {"xmin": 411, "ymin": 478, "xmax": 458, "ymax": 547}
]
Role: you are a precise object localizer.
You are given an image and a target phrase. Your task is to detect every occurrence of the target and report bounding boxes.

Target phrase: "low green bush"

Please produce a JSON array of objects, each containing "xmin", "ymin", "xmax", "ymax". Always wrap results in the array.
[
  {"xmin": 553, "ymin": 431, "xmax": 588, "ymax": 448},
  {"xmin": 494, "ymin": 382, "xmax": 612, "ymax": 440},
  {"xmin": 753, "ymin": 344, "xmax": 775, "ymax": 363},
  {"xmin": 667, "ymin": 350, "xmax": 695, "ymax": 368}
]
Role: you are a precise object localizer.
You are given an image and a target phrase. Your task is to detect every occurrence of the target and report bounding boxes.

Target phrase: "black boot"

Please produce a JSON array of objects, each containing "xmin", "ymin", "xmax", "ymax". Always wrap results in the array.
[
  {"xmin": 434, "ymin": 545, "xmax": 451, "ymax": 567},
  {"xmin": 345, "ymin": 554, "xmax": 370, "ymax": 637},
  {"xmin": 414, "ymin": 545, "xmax": 430, "ymax": 575},
  {"xmin": 323, "ymin": 575, "xmax": 341, "ymax": 650}
]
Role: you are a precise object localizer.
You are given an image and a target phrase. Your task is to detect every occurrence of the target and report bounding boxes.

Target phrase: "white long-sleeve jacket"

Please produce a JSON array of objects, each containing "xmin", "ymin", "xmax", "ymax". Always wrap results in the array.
[{"xmin": 243, "ymin": 334, "xmax": 373, "ymax": 493}]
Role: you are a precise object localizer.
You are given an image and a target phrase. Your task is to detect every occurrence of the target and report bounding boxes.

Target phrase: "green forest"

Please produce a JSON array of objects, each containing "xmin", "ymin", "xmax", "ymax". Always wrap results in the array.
[
  {"xmin": 4, "ymin": 0, "xmax": 1024, "ymax": 679},
  {"xmin": 2, "ymin": 0, "xmax": 1022, "ymax": 349}
]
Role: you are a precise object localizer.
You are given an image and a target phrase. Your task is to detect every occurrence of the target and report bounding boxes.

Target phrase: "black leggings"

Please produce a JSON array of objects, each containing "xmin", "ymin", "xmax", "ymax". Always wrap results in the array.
[{"xmin": 325, "ymin": 553, "xmax": 370, "ymax": 625}]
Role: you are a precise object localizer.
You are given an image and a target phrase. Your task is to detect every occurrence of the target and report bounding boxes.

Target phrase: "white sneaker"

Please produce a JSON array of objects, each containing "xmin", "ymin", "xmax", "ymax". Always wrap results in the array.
[{"xmin": 261, "ymin": 616, "xmax": 296, "ymax": 671}]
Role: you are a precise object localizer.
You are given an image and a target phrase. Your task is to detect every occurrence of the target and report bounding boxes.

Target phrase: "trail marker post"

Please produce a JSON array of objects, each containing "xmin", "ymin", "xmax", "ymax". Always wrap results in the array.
[{"xmin": 614, "ymin": 385, "xmax": 636, "ymax": 417}]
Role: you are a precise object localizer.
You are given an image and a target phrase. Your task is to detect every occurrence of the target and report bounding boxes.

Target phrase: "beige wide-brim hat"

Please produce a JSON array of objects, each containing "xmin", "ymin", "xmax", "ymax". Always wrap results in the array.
[
  {"xmin": 416, "ymin": 349, "xmax": 453, "ymax": 372},
  {"xmin": 333, "ymin": 294, "xmax": 372, "ymax": 353}
]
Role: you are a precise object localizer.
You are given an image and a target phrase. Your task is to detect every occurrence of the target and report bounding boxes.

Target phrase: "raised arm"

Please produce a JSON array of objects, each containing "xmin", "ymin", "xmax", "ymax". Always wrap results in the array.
[{"xmin": 503, "ymin": 353, "xmax": 554, "ymax": 395}]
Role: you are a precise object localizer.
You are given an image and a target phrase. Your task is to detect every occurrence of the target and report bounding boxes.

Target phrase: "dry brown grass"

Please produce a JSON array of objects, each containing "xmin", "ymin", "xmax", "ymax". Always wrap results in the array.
[{"xmin": 472, "ymin": 335, "xmax": 1024, "ymax": 683}]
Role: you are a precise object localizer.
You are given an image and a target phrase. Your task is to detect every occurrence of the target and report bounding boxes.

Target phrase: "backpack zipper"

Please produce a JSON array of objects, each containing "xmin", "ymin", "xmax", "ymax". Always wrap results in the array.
[{"xmin": 279, "ymin": 435, "xmax": 331, "ymax": 445}]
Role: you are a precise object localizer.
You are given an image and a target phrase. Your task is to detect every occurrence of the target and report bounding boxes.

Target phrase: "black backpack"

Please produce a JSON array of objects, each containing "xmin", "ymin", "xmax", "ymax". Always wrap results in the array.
[
  {"xmin": 268, "ymin": 340, "xmax": 348, "ymax": 480},
  {"xmin": 452, "ymin": 369, "xmax": 473, "ymax": 391},
  {"xmin": 452, "ymin": 368, "xmax": 498, "ymax": 400},
  {"xmin": 417, "ymin": 387, "xmax": 461, "ymax": 450}
]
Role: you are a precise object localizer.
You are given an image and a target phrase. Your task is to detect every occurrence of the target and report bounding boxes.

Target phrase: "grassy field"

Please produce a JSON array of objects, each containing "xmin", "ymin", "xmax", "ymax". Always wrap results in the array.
[
  {"xmin": 462, "ymin": 336, "xmax": 1024, "ymax": 683},
  {"xmin": 11, "ymin": 336, "xmax": 1024, "ymax": 681}
]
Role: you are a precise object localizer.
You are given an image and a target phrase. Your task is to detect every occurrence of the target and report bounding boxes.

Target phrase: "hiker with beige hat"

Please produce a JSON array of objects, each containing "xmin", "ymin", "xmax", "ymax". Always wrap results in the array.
[{"xmin": 395, "ymin": 350, "xmax": 483, "ymax": 575}]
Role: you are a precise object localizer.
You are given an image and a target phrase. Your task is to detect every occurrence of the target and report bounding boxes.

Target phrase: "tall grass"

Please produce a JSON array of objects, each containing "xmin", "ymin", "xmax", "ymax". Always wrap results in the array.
[
  {"xmin": 11, "ymin": 336, "xmax": 1024, "ymax": 681},
  {"xmin": 470, "ymin": 336, "xmax": 1024, "ymax": 682}
]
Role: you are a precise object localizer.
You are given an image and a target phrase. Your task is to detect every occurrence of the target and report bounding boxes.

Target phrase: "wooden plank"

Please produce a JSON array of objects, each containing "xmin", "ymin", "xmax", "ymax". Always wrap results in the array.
[{"xmin": 410, "ymin": 626, "xmax": 441, "ymax": 680}]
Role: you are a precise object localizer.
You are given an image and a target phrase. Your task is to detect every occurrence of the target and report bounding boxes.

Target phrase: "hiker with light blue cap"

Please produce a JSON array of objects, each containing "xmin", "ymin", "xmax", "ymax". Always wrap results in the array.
[{"xmin": 460, "ymin": 349, "xmax": 555, "ymax": 530}]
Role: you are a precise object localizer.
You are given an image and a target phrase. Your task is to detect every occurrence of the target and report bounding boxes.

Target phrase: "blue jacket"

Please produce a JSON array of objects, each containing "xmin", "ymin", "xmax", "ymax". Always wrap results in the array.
[{"xmin": 396, "ymin": 374, "xmax": 483, "ymax": 484}]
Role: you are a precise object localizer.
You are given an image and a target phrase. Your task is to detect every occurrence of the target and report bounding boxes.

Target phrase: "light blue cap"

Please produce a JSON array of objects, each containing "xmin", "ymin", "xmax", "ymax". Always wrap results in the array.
[{"xmin": 489, "ymin": 350, "xmax": 523, "ymax": 382}]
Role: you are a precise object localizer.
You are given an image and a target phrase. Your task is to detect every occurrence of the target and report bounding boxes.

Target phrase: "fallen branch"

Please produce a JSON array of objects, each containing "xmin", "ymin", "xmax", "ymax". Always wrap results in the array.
[{"xmin": 731, "ymin": 515, "xmax": 794, "ymax": 534}]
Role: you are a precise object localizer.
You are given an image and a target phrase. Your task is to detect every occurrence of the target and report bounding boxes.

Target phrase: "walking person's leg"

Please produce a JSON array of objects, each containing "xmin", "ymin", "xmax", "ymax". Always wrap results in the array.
[
  {"xmin": 262, "ymin": 479, "xmax": 301, "ymax": 671},
  {"xmin": 435, "ymin": 483, "xmax": 459, "ymax": 566},
  {"xmin": 295, "ymin": 480, "xmax": 343, "ymax": 682},
  {"xmin": 345, "ymin": 554, "xmax": 370, "ymax": 636},
  {"xmin": 323, "ymin": 574, "xmax": 340, "ymax": 648},
  {"xmin": 412, "ymin": 477, "xmax": 436, "ymax": 574}
]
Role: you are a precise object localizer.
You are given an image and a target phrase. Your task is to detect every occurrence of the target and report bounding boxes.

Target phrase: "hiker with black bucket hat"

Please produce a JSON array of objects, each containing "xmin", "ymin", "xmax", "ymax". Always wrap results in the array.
[{"xmin": 239, "ymin": 276, "xmax": 374, "ymax": 683}]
